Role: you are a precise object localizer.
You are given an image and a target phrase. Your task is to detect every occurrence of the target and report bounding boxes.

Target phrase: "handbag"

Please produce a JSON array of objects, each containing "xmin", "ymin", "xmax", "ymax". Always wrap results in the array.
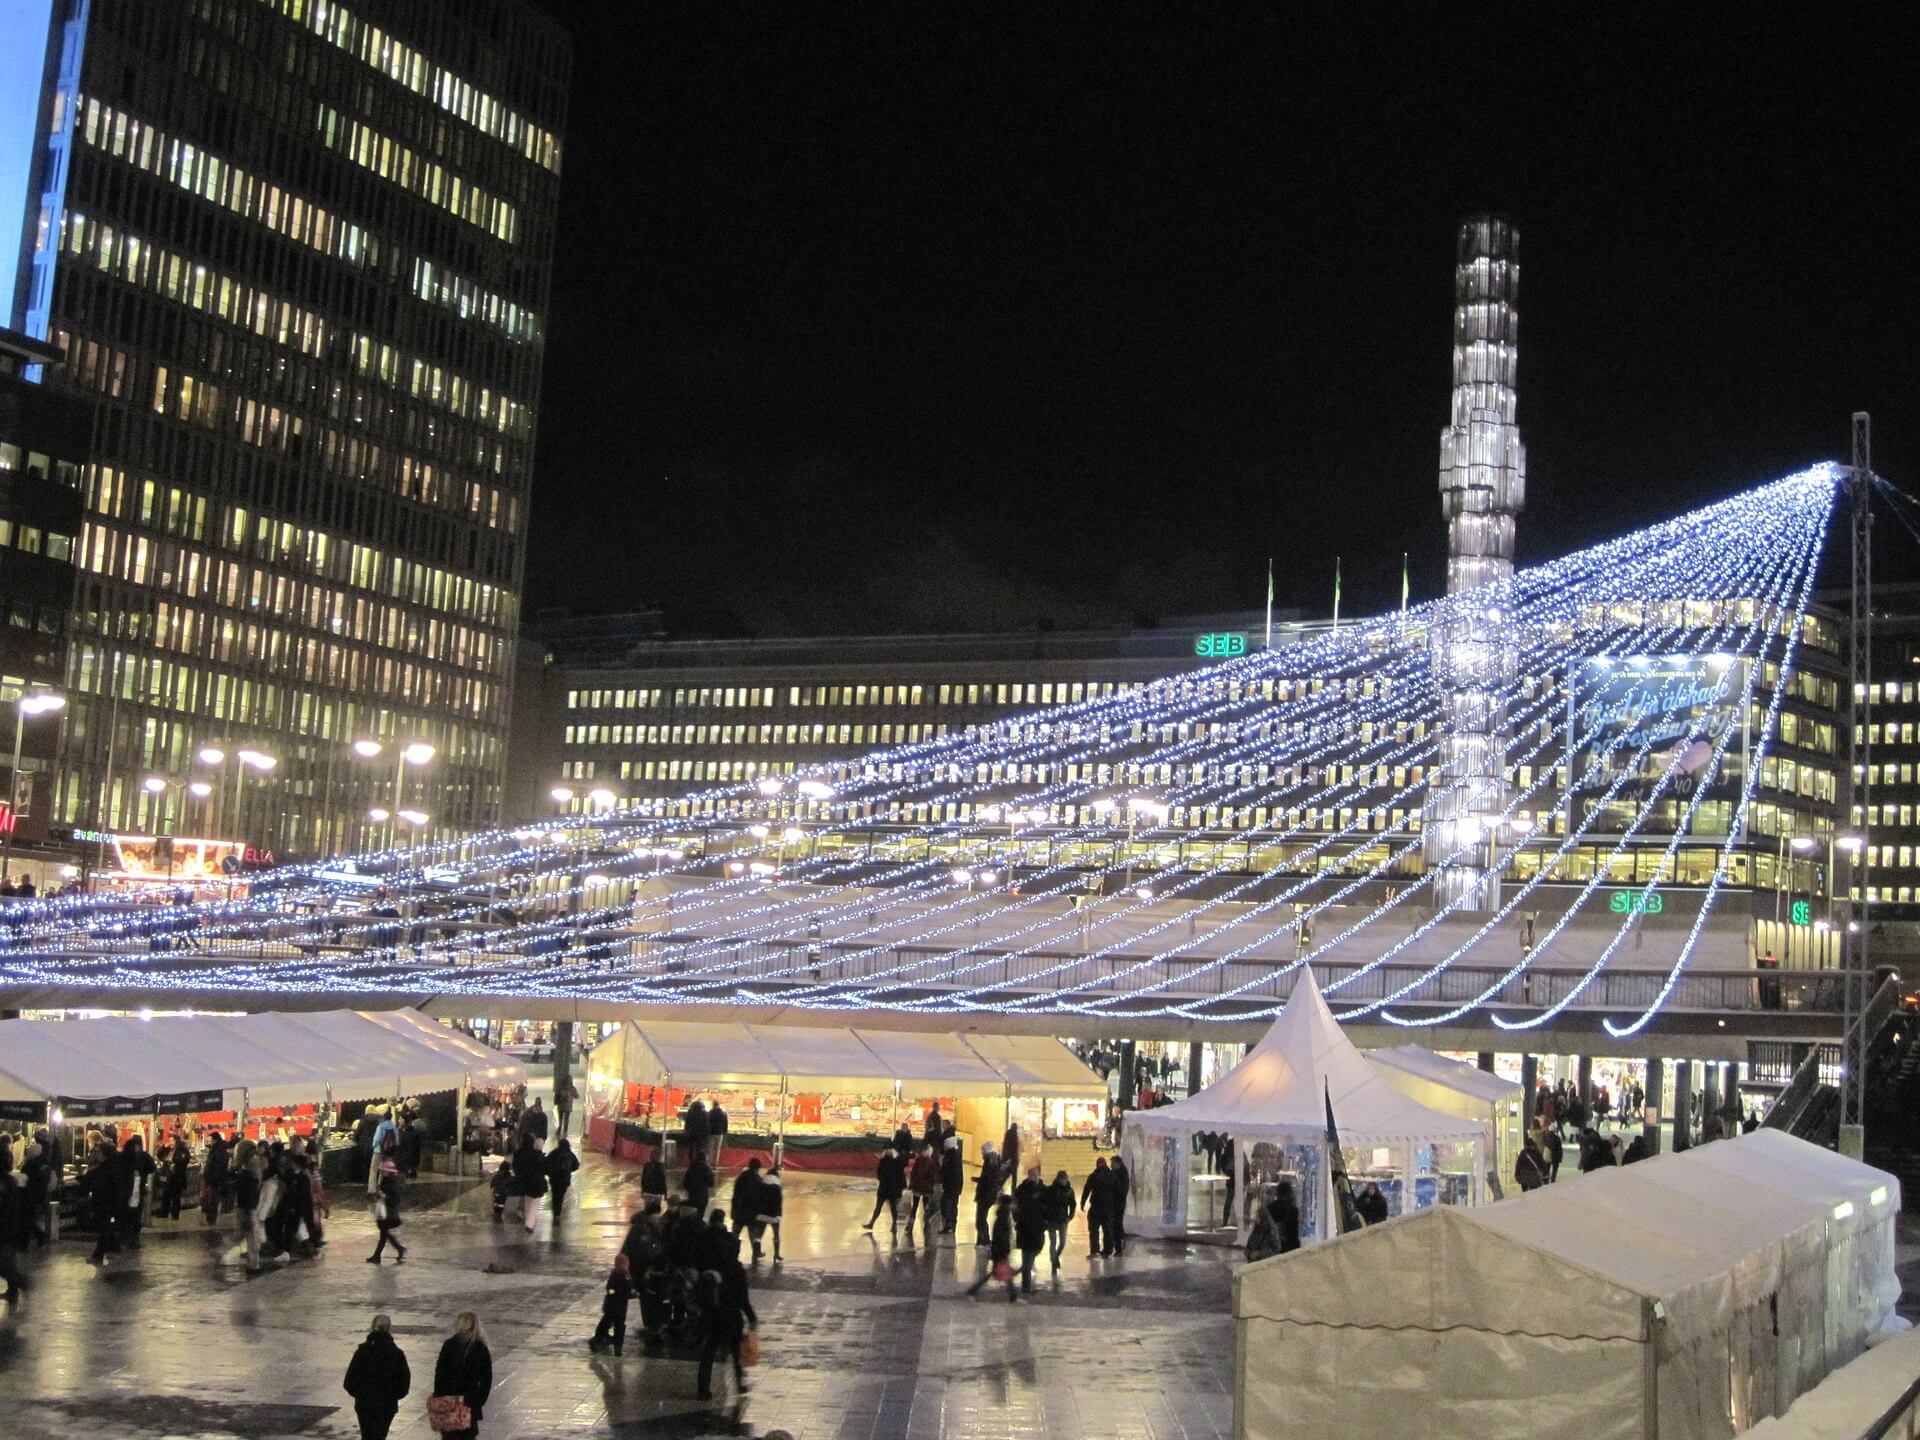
[
  {"xmin": 740, "ymin": 1330, "xmax": 761, "ymax": 1368},
  {"xmin": 991, "ymin": 1259, "xmax": 1013, "ymax": 1283},
  {"xmin": 426, "ymin": 1395, "xmax": 472, "ymax": 1433}
]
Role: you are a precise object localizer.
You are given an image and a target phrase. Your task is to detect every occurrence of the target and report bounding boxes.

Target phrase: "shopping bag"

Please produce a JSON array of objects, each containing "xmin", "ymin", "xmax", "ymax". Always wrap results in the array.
[
  {"xmin": 426, "ymin": 1395, "xmax": 472, "ymax": 1433},
  {"xmin": 991, "ymin": 1259, "xmax": 1013, "ymax": 1283},
  {"xmin": 740, "ymin": 1330, "xmax": 761, "ymax": 1368}
]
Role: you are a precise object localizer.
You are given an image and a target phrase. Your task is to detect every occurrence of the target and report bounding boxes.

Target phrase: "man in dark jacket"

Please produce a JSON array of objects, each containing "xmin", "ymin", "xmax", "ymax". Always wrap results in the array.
[
  {"xmin": 0, "ymin": 1154, "xmax": 33, "ymax": 1299},
  {"xmin": 706, "ymin": 1101, "xmax": 729, "ymax": 1166},
  {"xmin": 1080, "ymin": 1157, "xmax": 1114, "ymax": 1258},
  {"xmin": 695, "ymin": 1253, "xmax": 757, "ymax": 1400},
  {"xmin": 684, "ymin": 1099, "xmax": 710, "ymax": 1166},
  {"xmin": 544, "ymin": 1137, "xmax": 580, "ymax": 1217},
  {"xmin": 972, "ymin": 1143, "xmax": 1001, "ymax": 1245},
  {"xmin": 729, "ymin": 1158, "xmax": 765, "ymax": 1259},
  {"xmin": 87, "ymin": 1145, "xmax": 126, "ymax": 1263},
  {"xmin": 200, "ymin": 1133, "xmax": 230, "ymax": 1225},
  {"xmin": 512, "ymin": 1134, "xmax": 547, "ymax": 1232},
  {"xmin": 684, "ymin": 1150, "xmax": 715, "ymax": 1218},
  {"xmin": 343, "ymin": 1313, "xmax": 411, "ymax": 1440},
  {"xmin": 862, "ymin": 1147, "xmax": 906, "ymax": 1236},
  {"xmin": 1013, "ymin": 1165, "xmax": 1048, "ymax": 1292},
  {"xmin": 938, "ymin": 1138, "xmax": 964, "ymax": 1235},
  {"xmin": 1108, "ymin": 1155, "xmax": 1131, "ymax": 1256}
]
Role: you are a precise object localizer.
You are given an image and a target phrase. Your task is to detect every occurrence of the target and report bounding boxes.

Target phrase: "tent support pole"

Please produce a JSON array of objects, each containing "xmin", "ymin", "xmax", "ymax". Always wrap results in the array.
[{"xmin": 775, "ymin": 1079, "xmax": 787, "ymax": 1167}]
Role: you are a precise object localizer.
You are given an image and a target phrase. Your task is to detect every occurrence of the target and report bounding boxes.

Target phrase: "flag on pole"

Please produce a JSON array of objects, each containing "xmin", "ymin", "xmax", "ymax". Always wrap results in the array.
[
  {"xmin": 1324, "ymin": 1079, "xmax": 1363, "ymax": 1235},
  {"xmin": 1400, "ymin": 552, "xmax": 1409, "ymax": 616},
  {"xmin": 1264, "ymin": 558, "xmax": 1274, "ymax": 651},
  {"xmin": 1331, "ymin": 557, "xmax": 1342, "ymax": 633}
]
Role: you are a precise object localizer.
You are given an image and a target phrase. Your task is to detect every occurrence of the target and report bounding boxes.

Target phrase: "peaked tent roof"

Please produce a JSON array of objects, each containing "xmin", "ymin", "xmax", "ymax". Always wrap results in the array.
[
  {"xmin": 1126, "ymin": 967, "xmax": 1482, "ymax": 1145},
  {"xmin": 1366, "ymin": 1045, "xmax": 1523, "ymax": 1105}
]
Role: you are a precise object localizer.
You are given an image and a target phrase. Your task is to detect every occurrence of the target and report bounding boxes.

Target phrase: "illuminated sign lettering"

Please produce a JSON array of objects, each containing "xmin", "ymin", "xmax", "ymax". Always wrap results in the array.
[
  {"xmin": 1194, "ymin": 632, "xmax": 1247, "ymax": 658},
  {"xmin": 1608, "ymin": 890, "xmax": 1664, "ymax": 915}
]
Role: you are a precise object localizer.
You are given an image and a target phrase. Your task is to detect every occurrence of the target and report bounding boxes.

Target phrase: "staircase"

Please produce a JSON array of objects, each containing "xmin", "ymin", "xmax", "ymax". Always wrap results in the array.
[{"xmin": 1762, "ymin": 974, "xmax": 1903, "ymax": 1144}]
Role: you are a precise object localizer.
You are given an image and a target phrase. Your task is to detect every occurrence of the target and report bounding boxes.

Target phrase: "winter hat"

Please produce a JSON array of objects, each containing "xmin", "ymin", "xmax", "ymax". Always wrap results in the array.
[{"xmin": 944, "ymin": 1136, "xmax": 959, "ymax": 1150}]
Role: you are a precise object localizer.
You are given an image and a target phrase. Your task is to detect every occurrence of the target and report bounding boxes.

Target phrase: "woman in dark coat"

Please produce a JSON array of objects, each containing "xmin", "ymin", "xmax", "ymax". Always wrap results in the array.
[
  {"xmin": 1012, "ymin": 1166, "xmax": 1048, "ymax": 1292},
  {"xmin": 431, "ymin": 1312, "xmax": 492, "ymax": 1440},
  {"xmin": 1269, "ymin": 1179, "xmax": 1302, "ymax": 1254},
  {"xmin": 1044, "ymin": 1169, "xmax": 1077, "ymax": 1274},
  {"xmin": 544, "ymin": 1138, "xmax": 580, "ymax": 1217},
  {"xmin": 343, "ymin": 1312, "xmax": 411, "ymax": 1440}
]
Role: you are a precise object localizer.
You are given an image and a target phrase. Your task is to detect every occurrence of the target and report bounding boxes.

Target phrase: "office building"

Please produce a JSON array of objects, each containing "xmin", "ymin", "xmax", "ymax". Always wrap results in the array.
[
  {"xmin": 0, "ymin": 0, "xmax": 569, "ymax": 857},
  {"xmin": 511, "ymin": 604, "xmax": 1852, "ymax": 966},
  {"xmin": 0, "ymin": 328, "xmax": 87, "ymax": 860}
]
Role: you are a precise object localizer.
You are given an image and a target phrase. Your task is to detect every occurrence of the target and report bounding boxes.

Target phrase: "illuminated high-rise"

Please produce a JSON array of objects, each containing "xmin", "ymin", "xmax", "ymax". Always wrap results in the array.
[{"xmin": 0, "ymin": 0, "xmax": 568, "ymax": 856}]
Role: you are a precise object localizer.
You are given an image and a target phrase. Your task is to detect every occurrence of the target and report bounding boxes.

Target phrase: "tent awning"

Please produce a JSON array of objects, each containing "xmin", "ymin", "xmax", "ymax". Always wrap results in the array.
[
  {"xmin": 615, "ymin": 1021, "xmax": 786, "ymax": 1089},
  {"xmin": 961, "ymin": 1033, "xmax": 1108, "ymax": 1099},
  {"xmin": 851, "ymin": 1030, "xmax": 1006, "ymax": 1097},
  {"xmin": 1125, "ymin": 967, "xmax": 1485, "ymax": 1146},
  {"xmin": 0, "ymin": 1010, "xmax": 522, "ymax": 1113},
  {"xmin": 1366, "ymin": 1046, "xmax": 1522, "ymax": 1106}
]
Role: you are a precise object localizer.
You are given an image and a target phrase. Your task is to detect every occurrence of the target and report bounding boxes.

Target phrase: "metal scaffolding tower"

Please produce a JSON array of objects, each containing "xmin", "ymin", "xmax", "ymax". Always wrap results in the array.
[
  {"xmin": 1840, "ymin": 412, "xmax": 1873, "ymax": 1158},
  {"xmin": 1427, "ymin": 216, "xmax": 1525, "ymax": 911}
]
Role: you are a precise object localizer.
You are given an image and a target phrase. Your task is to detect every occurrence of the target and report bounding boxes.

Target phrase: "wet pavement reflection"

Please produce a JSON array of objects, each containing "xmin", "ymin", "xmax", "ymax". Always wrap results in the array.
[{"xmin": 0, "ymin": 1150, "xmax": 1237, "ymax": 1439}]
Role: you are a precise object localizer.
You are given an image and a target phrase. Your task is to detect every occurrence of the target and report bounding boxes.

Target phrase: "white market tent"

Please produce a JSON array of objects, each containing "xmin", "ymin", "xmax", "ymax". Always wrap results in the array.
[
  {"xmin": 1122, "ymin": 967, "xmax": 1485, "ymax": 1242},
  {"xmin": 0, "ymin": 1010, "xmax": 524, "ymax": 1117},
  {"xmin": 585, "ymin": 1018, "xmax": 1106, "ymax": 1156},
  {"xmin": 1366, "ymin": 1043, "xmax": 1524, "ymax": 1183},
  {"xmin": 1234, "ymin": 1131, "xmax": 1903, "ymax": 1440}
]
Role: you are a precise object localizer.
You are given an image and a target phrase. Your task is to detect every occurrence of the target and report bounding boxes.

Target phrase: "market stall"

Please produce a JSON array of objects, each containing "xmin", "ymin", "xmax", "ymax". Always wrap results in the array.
[
  {"xmin": 584, "ymin": 1019, "xmax": 1107, "ymax": 1172},
  {"xmin": 1365, "ymin": 1043, "xmax": 1524, "ymax": 1188},
  {"xmin": 960, "ymin": 1032, "xmax": 1111, "ymax": 1166},
  {"xmin": 0, "ymin": 1009, "xmax": 524, "ymax": 1192},
  {"xmin": 1233, "ymin": 1133, "xmax": 1903, "ymax": 1440},
  {"xmin": 1122, "ymin": 967, "xmax": 1485, "ymax": 1244}
]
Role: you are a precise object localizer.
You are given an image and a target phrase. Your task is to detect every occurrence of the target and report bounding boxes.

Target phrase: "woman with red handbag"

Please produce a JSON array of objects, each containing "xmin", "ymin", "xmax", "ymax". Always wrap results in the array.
[
  {"xmin": 428, "ymin": 1312, "xmax": 492, "ymax": 1439},
  {"xmin": 964, "ymin": 1197, "xmax": 1017, "ymax": 1302}
]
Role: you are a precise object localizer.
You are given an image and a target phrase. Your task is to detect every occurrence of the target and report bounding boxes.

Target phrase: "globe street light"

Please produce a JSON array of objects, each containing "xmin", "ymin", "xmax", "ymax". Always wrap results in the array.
[{"xmin": 2, "ymin": 691, "xmax": 66, "ymax": 884}]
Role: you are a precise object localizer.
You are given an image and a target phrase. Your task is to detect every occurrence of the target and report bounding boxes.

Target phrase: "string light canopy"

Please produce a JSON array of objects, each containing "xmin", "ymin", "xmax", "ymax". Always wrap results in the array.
[{"xmin": 0, "ymin": 468, "xmax": 1840, "ymax": 1033}]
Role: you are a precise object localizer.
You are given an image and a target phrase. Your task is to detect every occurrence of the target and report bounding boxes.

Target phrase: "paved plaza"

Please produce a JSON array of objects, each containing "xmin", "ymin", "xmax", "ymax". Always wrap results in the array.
[{"xmin": 0, "ymin": 1151, "xmax": 1237, "ymax": 1440}]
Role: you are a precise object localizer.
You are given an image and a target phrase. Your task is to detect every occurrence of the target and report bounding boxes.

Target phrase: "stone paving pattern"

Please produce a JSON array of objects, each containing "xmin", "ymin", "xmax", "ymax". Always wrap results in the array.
[{"xmin": 0, "ymin": 1151, "xmax": 1237, "ymax": 1440}]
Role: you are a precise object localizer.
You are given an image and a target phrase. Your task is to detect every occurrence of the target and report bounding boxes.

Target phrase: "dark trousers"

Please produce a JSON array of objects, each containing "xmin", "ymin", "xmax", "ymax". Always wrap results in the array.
[
  {"xmin": 697, "ymin": 1330, "xmax": 744, "ymax": 1397},
  {"xmin": 591, "ymin": 1305, "xmax": 627, "ymax": 1353},
  {"xmin": 371, "ymin": 1219, "xmax": 405, "ymax": 1259},
  {"xmin": 90, "ymin": 1207, "xmax": 121, "ymax": 1260},
  {"xmin": 941, "ymin": 1190, "xmax": 960, "ymax": 1233},
  {"xmin": 973, "ymin": 1200, "xmax": 992, "ymax": 1245},
  {"xmin": 122, "ymin": 1206, "xmax": 144, "ymax": 1248},
  {"xmin": 865, "ymin": 1195, "xmax": 898, "ymax": 1228},
  {"xmin": 965, "ymin": 1259, "xmax": 1015, "ymax": 1300},
  {"xmin": 1019, "ymin": 1245, "xmax": 1041, "ymax": 1292},
  {"xmin": 1110, "ymin": 1208, "xmax": 1127, "ymax": 1255},
  {"xmin": 550, "ymin": 1183, "xmax": 570, "ymax": 1215},
  {"xmin": 1047, "ymin": 1223, "xmax": 1067, "ymax": 1270},
  {"xmin": 1086, "ymin": 1211, "xmax": 1108, "ymax": 1256},
  {"xmin": 354, "ymin": 1402, "xmax": 398, "ymax": 1440}
]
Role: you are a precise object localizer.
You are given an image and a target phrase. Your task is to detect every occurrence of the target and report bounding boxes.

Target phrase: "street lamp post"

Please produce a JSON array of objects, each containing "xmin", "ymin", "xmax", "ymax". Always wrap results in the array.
[{"xmin": 2, "ymin": 691, "xmax": 66, "ymax": 884}]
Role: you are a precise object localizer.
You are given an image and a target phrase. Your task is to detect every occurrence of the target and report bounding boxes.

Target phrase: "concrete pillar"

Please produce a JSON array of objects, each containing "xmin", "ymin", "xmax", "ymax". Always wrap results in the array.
[
  {"xmin": 1520, "ymin": 1053, "xmax": 1538, "ymax": 1127},
  {"xmin": 1673, "ymin": 1060, "xmax": 1693, "ymax": 1151},
  {"xmin": 552, "ymin": 1020, "xmax": 574, "ymax": 1139},
  {"xmin": 1721, "ymin": 1062, "xmax": 1742, "ymax": 1123},
  {"xmin": 1476, "ymin": 1052, "xmax": 1495, "ymax": 1073},
  {"xmin": 1643, "ymin": 1060, "xmax": 1664, "ymax": 1157},
  {"xmin": 1117, "ymin": 1039, "xmax": 1136, "ymax": 1112},
  {"xmin": 1186, "ymin": 1042, "xmax": 1203, "ymax": 1097},
  {"xmin": 1576, "ymin": 1054, "xmax": 1595, "ymax": 1108}
]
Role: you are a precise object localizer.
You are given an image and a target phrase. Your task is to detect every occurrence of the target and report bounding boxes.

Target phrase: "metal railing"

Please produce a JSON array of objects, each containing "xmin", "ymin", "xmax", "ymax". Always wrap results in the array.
[{"xmin": 1860, "ymin": 1371, "xmax": 1920, "ymax": 1440}]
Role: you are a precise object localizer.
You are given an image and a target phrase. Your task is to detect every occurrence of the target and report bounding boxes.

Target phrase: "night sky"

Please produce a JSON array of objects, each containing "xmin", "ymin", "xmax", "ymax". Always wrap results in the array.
[{"xmin": 522, "ymin": 7, "xmax": 1918, "ymax": 636}]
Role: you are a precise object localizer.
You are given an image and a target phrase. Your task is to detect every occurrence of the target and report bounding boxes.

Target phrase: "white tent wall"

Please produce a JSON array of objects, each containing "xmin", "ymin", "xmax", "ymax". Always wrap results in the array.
[
  {"xmin": 1232, "ymin": 1137, "xmax": 1902, "ymax": 1440},
  {"xmin": 1365, "ymin": 1045, "xmax": 1523, "ymax": 1182}
]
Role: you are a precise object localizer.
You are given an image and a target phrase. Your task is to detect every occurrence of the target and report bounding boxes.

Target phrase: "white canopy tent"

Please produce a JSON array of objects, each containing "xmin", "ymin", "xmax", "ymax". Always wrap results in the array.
[
  {"xmin": 1366, "ymin": 1043, "xmax": 1524, "ymax": 1184},
  {"xmin": 1122, "ymin": 967, "xmax": 1485, "ymax": 1242},
  {"xmin": 0, "ymin": 1010, "xmax": 524, "ymax": 1119},
  {"xmin": 585, "ymin": 1019, "xmax": 1107, "ymax": 1162},
  {"xmin": 1234, "ymin": 1132, "xmax": 1903, "ymax": 1440}
]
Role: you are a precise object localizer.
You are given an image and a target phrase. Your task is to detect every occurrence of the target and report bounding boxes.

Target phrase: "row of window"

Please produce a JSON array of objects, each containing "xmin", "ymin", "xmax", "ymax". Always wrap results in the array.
[
  {"xmin": 263, "ymin": 0, "xmax": 563, "ymax": 172},
  {"xmin": 318, "ymin": 105, "xmax": 516, "ymax": 243},
  {"xmin": 565, "ymin": 674, "xmax": 1428, "ymax": 713},
  {"xmin": 1863, "ymin": 722, "xmax": 1920, "ymax": 747},
  {"xmin": 0, "ymin": 444, "xmax": 83, "ymax": 491},
  {"xmin": 1861, "ymin": 681, "xmax": 1920, "ymax": 706},
  {"xmin": 0, "ymin": 520, "xmax": 76, "ymax": 564},
  {"xmin": 1858, "ymin": 762, "xmax": 1920, "ymax": 787},
  {"xmin": 77, "ymin": 95, "xmax": 539, "ymax": 346},
  {"xmin": 1866, "ymin": 845, "xmax": 1920, "ymax": 871},
  {"xmin": 62, "ymin": 210, "xmax": 532, "ymax": 448}
]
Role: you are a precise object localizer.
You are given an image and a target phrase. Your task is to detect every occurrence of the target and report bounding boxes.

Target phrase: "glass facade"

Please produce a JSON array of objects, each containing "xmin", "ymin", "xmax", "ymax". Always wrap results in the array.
[{"xmin": 3, "ymin": 0, "xmax": 568, "ymax": 855}]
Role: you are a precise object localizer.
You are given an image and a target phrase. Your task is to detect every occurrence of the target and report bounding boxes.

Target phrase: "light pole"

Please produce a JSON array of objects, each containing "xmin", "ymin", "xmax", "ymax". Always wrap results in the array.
[
  {"xmin": 230, "ymin": 748, "xmax": 277, "ymax": 850},
  {"xmin": 3, "ymin": 691, "xmax": 66, "ymax": 883},
  {"xmin": 143, "ymin": 776, "xmax": 178, "ymax": 880}
]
